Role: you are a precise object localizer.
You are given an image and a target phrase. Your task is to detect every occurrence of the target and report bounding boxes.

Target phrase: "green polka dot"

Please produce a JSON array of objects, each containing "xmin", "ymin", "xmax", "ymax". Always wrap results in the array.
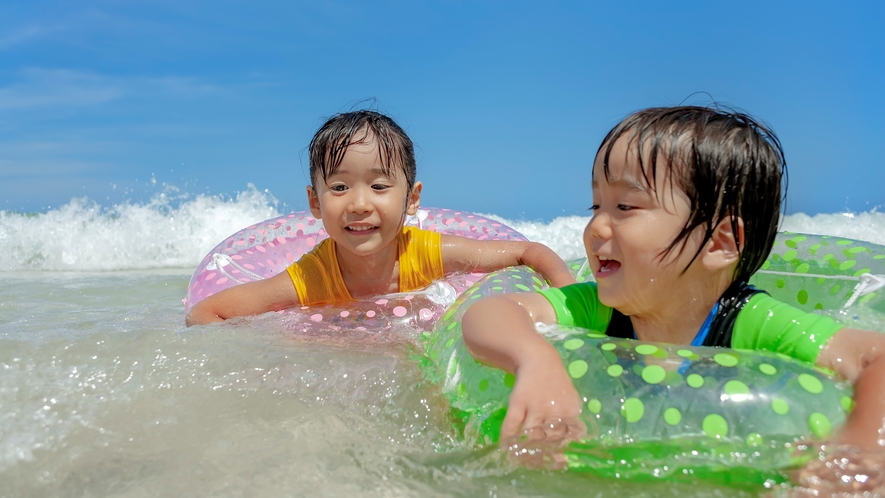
[
  {"xmin": 515, "ymin": 284, "xmax": 531, "ymax": 292},
  {"xmin": 875, "ymin": 255, "xmax": 885, "ymax": 260},
  {"xmin": 839, "ymin": 260, "xmax": 857, "ymax": 271},
  {"xmin": 758, "ymin": 363, "xmax": 777, "ymax": 375},
  {"xmin": 796, "ymin": 263, "xmax": 810, "ymax": 274},
  {"xmin": 687, "ymin": 373, "xmax": 704, "ymax": 388},
  {"xmin": 470, "ymin": 293, "xmax": 483, "ymax": 299},
  {"xmin": 563, "ymin": 339, "xmax": 584, "ymax": 350},
  {"xmin": 724, "ymin": 380, "xmax": 750, "ymax": 396},
  {"xmin": 783, "ymin": 250, "xmax": 797, "ymax": 261},
  {"xmin": 761, "ymin": 260, "xmax": 771, "ymax": 270},
  {"xmin": 664, "ymin": 407, "xmax": 681, "ymax": 425},
  {"xmin": 771, "ymin": 398, "xmax": 790, "ymax": 415},
  {"xmin": 713, "ymin": 353, "xmax": 739, "ymax": 367},
  {"xmin": 446, "ymin": 321, "xmax": 458, "ymax": 331},
  {"xmin": 791, "ymin": 236, "xmax": 807, "ymax": 244},
  {"xmin": 677, "ymin": 349, "xmax": 693, "ymax": 358},
  {"xmin": 601, "ymin": 342, "xmax": 617, "ymax": 351},
  {"xmin": 702, "ymin": 414, "xmax": 728, "ymax": 439},
  {"xmin": 503, "ymin": 373, "xmax": 515, "ymax": 388},
  {"xmin": 798, "ymin": 373, "xmax": 823, "ymax": 394},
  {"xmin": 568, "ymin": 360, "xmax": 589, "ymax": 379},
  {"xmin": 621, "ymin": 398, "xmax": 644, "ymax": 423},
  {"xmin": 746, "ymin": 433, "xmax": 763, "ymax": 447},
  {"xmin": 632, "ymin": 364, "xmax": 644, "ymax": 376},
  {"xmin": 830, "ymin": 284, "xmax": 841, "ymax": 295},
  {"xmin": 641, "ymin": 365, "xmax": 666, "ymax": 384},
  {"xmin": 797, "ymin": 290, "xmax": 808, "ymax": 305},
  {"xmin": 478, "ymin": 379, "xmax": 489, "ymax": 392},
  {"xmin": 785, "ymin": 239, "xmax": 797, "ymax": 248},
  {"xmin": 445, "ymin": 338, "xmax": 455, "ymax": 348},
  {"xmin": 809, "ymin": 244, "xmax": 821, "ymax": 254},
  {"xmin": 606, "ymin": 364, "xmax": 623, "ymax": 377},
  {"xmin": 840, "ymin": 396, "xmax": 854, "ymax": 413},
  {"xmin": 808, "ymin": 412, "xmax": 832, "ymax": 438},
  {"xmin": 848, "ymin": 246, "xmax": 868, "ymax": 254},
  {"xmin": 586, "ymin": 331, "xmax": 607, "ymax": 338},
  {"xmin": 635, "ymin": 344, "xmax": 658, "ymax": 355},
  {"xmin": 776, "ymin": 278, "xmax": 785, "ymax": 288},
  {"xmin": 587, "ymin": 399, "xmax": 602, "ymax": 414}
]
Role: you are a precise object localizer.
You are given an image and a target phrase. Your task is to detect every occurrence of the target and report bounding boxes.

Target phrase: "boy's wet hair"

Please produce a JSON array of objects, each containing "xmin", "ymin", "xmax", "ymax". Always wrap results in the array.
[
  {"xmin": 597, "ymin": 106, "xmax": 787, "ymax": 282},
  {"xmin": 309, "ymin": 110, "xmax": 417, "ymax": 192}
]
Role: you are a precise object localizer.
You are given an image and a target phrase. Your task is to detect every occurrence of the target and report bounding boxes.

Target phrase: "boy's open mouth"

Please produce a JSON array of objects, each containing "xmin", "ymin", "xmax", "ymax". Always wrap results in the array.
[
  {"xmin": 345, "ymin": 225, "xmax": 378, "ymax": 233},
  {"xmin": 597, "ymin": 258, "xmax": 621, "ymax": 275}
]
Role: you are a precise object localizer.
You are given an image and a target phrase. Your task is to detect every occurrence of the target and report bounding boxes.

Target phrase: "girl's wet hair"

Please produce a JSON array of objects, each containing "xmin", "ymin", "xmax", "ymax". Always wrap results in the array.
[
  {"xmin": 309, "ymin": 110, "xmax": 416, "ymax": 191},
  {"xmin": 597, "ymin": 106, "xmax": 788, "ymax": 282}
]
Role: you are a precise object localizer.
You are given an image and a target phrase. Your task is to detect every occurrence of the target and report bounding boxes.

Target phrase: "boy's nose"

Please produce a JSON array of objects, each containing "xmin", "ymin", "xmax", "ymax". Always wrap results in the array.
[{"xmin": 585, "ymin": 211, "xmax": 612, "ymax": 240}]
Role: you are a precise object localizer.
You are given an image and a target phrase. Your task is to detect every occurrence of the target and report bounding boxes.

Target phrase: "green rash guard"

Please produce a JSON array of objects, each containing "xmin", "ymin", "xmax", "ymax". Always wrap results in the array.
[{"xmin": 539, "ymin": 282, "xmax": 844, "ymax": 364}]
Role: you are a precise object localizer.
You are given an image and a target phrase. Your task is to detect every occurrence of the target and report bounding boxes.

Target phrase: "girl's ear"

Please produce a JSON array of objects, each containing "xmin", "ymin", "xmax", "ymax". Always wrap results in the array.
[
  {"xmin": 405, "ymin": 181, "xmax": 423, "ymax": 216},
  {"xmin": 306, "ymin": 186, "xmax": 322, "ymax": 219},
  {"xmin": 701, "ymin": 216, "xmax": 744, "ymax": 270}
]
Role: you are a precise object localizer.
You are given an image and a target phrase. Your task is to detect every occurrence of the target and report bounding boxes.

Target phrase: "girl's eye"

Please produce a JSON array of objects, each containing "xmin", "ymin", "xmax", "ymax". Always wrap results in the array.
[
  {"xmin": 372, "ymin": 184, "xmax": 390, "ymax": 191},
  {"xmin": 617, "ymin": 204, "xmax": 633, "ymax": 211},
  {"xmin": 588, "ymin": 205, "xmax": 599, "ymax": 212},
  {"xmin": 330, "ymin": 184, "xmax": 348, "ymax": 192}
]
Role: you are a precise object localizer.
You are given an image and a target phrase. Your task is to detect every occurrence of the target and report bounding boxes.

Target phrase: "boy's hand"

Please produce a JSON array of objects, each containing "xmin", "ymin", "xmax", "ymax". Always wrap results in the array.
[
  {"xmin": 500, "ymin": 353, "xmax": 587, "ymax": 443},
  {"xmin": 789, "ymin": 444, "xmax": 885, "ymax": 495}
]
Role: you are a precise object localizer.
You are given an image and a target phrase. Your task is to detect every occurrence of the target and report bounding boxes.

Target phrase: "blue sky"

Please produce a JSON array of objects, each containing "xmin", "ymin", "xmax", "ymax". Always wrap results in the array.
[{"xmin": 1, "ymin": 1, "xmax": 883, "ymax": 220}]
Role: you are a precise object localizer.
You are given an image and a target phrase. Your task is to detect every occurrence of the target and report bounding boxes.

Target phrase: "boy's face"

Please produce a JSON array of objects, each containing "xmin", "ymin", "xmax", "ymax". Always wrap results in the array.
[
  {"xmin": 583, "ymin": 135, "xmax": 705, "ymax": 316},
  {"xmin": 307, "ymin": 134, "xmax": 421, "ymax": 259}
]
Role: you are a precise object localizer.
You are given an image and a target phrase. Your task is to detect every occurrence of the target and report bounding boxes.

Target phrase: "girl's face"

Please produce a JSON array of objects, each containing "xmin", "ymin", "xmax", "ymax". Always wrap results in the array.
[
  {"xmin": 308, "ymin": 134, "xmax": 421, "ymax": 260},
  {"xmin": 583, "ymin": 135, "xmax": 705, "ymax": 316}
]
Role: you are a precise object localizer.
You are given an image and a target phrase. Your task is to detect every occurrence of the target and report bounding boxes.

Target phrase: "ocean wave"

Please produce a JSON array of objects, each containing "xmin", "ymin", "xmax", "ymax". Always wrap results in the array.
[{"xmin": 1, "ymin": 188, "xmax": 883, "ymax": 272}]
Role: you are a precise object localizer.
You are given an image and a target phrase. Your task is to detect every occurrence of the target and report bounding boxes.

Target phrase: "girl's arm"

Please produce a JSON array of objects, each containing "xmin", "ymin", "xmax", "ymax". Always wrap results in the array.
[
  {"xmin": 440, "ymin": 236, "xmax": 577, "ymax": 287},
  {"xmin": 461, "ymin": 292, "xmax": 586, "ymax": 440},
  {"xmin": 185, "ymin": 271, "xmax": 301, "ymax": 326},
  {"xmin": 815, "ymin": 328, "xmax": 885, "ymax": 448}
]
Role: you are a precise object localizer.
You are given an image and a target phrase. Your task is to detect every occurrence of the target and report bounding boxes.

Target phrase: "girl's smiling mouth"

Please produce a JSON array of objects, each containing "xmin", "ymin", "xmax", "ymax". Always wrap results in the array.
[{"xmin": 345, "ymin": 224, "xmax": 379, "ymax": 234}]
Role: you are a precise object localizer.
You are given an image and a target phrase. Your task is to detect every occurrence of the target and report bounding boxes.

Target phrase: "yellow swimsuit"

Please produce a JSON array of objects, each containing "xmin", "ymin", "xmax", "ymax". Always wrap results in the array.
[{"xmin": 285, "ymin": 226, "xmax": 444, "ymax": 306}]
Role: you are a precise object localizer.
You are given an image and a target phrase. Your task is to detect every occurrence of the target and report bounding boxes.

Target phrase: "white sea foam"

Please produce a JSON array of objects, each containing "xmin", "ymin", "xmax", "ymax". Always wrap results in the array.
[{"xmin": 1, "ymin": 187, "xmax": 883, "ymax": 272}]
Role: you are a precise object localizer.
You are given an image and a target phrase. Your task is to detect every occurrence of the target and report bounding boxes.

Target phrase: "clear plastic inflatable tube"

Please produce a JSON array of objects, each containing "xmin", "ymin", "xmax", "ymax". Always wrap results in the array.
[{"xmin": 421, "ymin": 232, "xmax": 885, "ymax": 486}]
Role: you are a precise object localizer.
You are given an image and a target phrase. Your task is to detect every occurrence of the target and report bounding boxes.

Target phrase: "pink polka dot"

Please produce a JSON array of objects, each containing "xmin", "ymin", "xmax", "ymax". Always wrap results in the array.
[
  {"xmin": 375, "ymin": 298, "xmax": 388, "ymax": 305},
  {"xmin": 216, "ymin": 278, "xmax": 228, "ymax": 285},
  {"xmin": 404, "ymin": 295, "xmax": 414, "ymax": 301},
  {"xmin": 306, "ymin": 237, "xmax": 316, "ymax": 246},
  {"xmin": 296, "ymin": 223, "xmax": 305, "ymax": 230},
  {"xmin": 244, "ymin": 264, "xmax": 255, "ymax": 270},
  {"xmin": 393, "ymin": 306, "xmax": 407, "ymax": 317},
  {"xmin": 356, "ymin": 326, "xmax": 366, "ymax": 331},
  {"xmin": 339, "ymin": 310, "xmax": 350, "ymax": 318},
  {"xmin": 310, "ymin": 314, "xmax": 323, "ymax": 322},
  {"xmin": 268, "ymin": 242, "xmax": 275, "ymax": 248},
  {"xmin": 444, "ymin": 218, "xmax": 454, "ymax": 225},
  {"xmin": 205, "ymin": 272, "xmax": 216, "ymax": 281},
  {"xmin": 301, "ymin": 306, "xmax": 309, "ymax": 310},
  {"xmin": 232, "ymin": 254, "xmax": 243, "ymax": 260},
  {"xmin": 256, "ymin": 246, "xmax": 267, "ymax": 253},
  {"xmin": 419, "ymin": 308, "xmax": 433, "ymax": 321},
  {"xmin": 285, "ymin": 253, "xmax": 294, "ymax": 262},
  {"xmin": 276, "ymin": 236, "xmax": 287, "ymax": 244},
  {"xmin": 366, "ymin": 310, "xmax": 376, "ymax": 318}
]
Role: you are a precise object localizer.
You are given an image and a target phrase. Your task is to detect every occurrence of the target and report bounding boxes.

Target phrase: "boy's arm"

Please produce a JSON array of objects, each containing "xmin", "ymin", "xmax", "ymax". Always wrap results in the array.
[
  {"xmin": 184, "ymin": 271, "xmax": 301, "ymax": 326},
  {"xmin": 461, "ymin": 292, "xmax": 586, "ymax": 440},
  {"xmin": 815, "ymin": 327, "xmax": 885, "ymax": 448},
  {"xmin": 441, "ymin": 236, "xmax": 577, "ymax": 287}
]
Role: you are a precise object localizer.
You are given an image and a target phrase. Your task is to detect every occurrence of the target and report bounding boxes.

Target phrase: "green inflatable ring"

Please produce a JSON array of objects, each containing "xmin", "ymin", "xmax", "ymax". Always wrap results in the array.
[{"xmin": 421, "ymin": 232, "xmax": 885, "ymax": 486}]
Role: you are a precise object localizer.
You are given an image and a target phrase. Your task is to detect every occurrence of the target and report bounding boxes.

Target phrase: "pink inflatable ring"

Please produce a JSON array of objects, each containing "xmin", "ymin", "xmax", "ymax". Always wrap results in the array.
[{"xmin": 184, "ymin": 208, "xmax": 527, "ymax": 332}]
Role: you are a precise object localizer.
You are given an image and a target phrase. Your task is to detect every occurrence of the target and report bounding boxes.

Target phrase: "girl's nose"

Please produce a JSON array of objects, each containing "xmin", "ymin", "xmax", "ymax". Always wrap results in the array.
[
  {"xmin": 347, "ymin": 187, "xmax": 371, "ymax": 213},
  {"xmin": 585, "ymin": 211, "xmax": 612, "ymax": 241}
]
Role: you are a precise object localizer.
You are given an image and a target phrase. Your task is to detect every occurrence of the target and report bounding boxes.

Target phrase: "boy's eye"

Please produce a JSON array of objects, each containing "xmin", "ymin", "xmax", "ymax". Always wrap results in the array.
[
  {"xmin": 330, "ymin": 184, "xmax": 348, "ymax": 192},
  {"xmin": 617, "ymin": 204, "xmax": 633, "ymax": 211},
  {"xmin": 588, "ymin": 205, "xmax": 599, "ymax": 212},
  {"xmin": 372, "ymin": 184, "xmax": 390, "ymax": 191}
]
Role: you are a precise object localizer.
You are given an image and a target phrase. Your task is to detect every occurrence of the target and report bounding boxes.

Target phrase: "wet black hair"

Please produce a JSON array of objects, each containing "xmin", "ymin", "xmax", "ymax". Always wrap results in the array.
[
  {"xmin": 308, "ymin": 110, "xmax": 417, "ymax": 192},
  {"xmin": 596, "ymin": 106, "xmax": 788, "ymax": 282}
]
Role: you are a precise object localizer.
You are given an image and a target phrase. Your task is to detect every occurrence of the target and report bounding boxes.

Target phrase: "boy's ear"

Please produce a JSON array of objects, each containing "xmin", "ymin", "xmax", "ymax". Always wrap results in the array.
[
  {"xmin": 405, "ymin": 181, "xmax": 423, "ymax": 216},
  {"xmin": 306, "ymin": 186, "xmax": 322, "ymax": 219},
  {"xmin": 701, "ymin": 216, "xmax": 744, "ymax": 270}
]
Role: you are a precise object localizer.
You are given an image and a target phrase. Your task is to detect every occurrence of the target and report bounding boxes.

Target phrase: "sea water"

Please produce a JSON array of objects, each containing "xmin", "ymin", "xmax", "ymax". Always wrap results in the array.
[{"xmin": 2, "ymin": 187, "xmax": 884, "ymax": 497}]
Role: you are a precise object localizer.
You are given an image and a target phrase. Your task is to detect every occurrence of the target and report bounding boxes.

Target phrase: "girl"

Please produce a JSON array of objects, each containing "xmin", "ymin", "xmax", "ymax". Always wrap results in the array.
[
  {"xmin": 461, "ymin": 106, "xmax": 885, "ymax": 487},
  {"xmin": 186, "ymin": 110, "xmax": 576, "ymax": 325}
]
